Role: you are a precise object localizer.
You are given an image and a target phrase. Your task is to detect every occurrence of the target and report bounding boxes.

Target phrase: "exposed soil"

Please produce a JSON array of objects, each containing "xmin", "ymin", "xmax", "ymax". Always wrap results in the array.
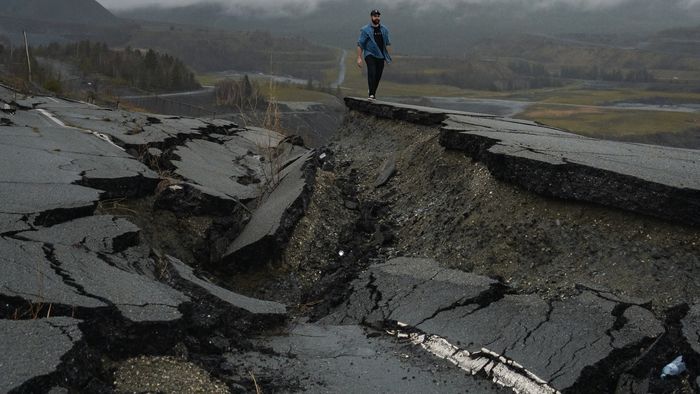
[
  {"xmin": 10, "ymin": 90, "xmax": 700, "ymax": 392},
  {"xmin": 275, "ymin": 111, "xmax": 700, "ymax": 319}
]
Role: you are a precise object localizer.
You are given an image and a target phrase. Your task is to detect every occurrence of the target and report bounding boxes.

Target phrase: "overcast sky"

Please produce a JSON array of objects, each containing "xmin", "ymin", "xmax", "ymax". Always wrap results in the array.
[{"xmin": 97, "ymin": 0, "xmax": 700, "ymax": 15}]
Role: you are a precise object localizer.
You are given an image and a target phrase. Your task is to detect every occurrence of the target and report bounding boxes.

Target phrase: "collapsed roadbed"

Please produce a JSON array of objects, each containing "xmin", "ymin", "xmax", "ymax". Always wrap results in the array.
[
  {"xmin": 0, "ymin": 85, "xmax": 313, "ymax": 393},
  {"xmin": 1, "ymin": 86, "xmax": 700, "ymax": 393}
]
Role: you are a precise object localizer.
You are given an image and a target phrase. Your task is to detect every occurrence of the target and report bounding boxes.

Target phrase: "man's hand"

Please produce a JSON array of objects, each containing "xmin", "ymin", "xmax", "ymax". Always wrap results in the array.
[{"xmin": 357, "ymin": 57, "xmax": 363, "ymax": 69}]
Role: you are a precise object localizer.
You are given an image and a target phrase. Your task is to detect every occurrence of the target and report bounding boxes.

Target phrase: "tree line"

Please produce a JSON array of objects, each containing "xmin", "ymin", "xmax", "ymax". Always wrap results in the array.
[
  {"xmin": 34, "ymin": 41, "xmax": 200, "ymax": 92},
  {"xmin": 560, "ymin": 65, "xmax": 656, "ymax": 83},
  {"xmin": 0, "ymin": 40, "xmax": 200, "ymax": 94}
]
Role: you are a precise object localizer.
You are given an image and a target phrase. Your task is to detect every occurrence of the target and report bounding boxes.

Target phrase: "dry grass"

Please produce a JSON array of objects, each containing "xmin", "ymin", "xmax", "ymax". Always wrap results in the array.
[
  {"xmin": 97, "ymin": 198, "xmax": 139, "ymax": 216},
  {"xmin": 250, "ymin": 371, "xmax": 262, "ymax": 394},
  {"xmin": 11, "ymin": 301, "xmax": 53, "ymax": 320}
]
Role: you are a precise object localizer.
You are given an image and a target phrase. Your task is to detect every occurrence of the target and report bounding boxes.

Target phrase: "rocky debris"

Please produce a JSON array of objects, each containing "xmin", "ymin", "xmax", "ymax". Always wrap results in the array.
[
  {"xmin": 329, "ymin": 257, "xmax": 667, "ymax": 392},
  {"xmin": 345, "ymin": 97, "xmax": 700, "ymax": 227},
  {"xmin": 226, "ymin": 323, "xmax": 510, "ymax": 393},
  {"xmin": 114, "ymin": 356, "xmax": 229, "ymax": 394},
  {"xmin": 374, "ymin": 154, "xmax": 397, "ymax": 188},
  {"xmin": 223, "ymin": 150, "xmax": 316, "ymax": 268},
  {"xmin": 0, "ymin": 318, "xmax": 82, "ymax": 393}
]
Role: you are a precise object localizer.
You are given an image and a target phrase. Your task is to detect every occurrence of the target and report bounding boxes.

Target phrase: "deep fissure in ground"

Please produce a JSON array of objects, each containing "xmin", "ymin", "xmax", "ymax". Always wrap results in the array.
[{"xmin": 6, "ymin": 104, "xmax": 700, "ymax": 393}]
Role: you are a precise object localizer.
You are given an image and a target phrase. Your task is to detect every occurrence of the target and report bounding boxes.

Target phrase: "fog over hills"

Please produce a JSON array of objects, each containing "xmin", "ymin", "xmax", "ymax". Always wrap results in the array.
[
  {"xmin": 0, "ymin": 0, "xmax": 127, "ymax": 46},
  {"xmin": 109, "ymin": 0, "xmax": 700, "ymax": 55},
  {"xmin": 2, "ymin": 0, "xmax": 121, "ymax": 26}
]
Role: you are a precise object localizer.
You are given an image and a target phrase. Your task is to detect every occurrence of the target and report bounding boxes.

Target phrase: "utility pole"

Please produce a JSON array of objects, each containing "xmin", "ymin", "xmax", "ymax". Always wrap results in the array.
[{"xmin": 23, "ymin": 31, "xmax": 32, "ymax": 83}]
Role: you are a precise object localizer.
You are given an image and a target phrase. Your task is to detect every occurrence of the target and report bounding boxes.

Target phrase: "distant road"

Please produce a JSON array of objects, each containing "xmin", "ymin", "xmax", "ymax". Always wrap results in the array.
[
  {"xmin": 331, "ymin": 50, "xmax": 347, "ymax": 89},
  {"xmin": 120, "ymin": 87, "xmax": 214, "ymax": 100}
]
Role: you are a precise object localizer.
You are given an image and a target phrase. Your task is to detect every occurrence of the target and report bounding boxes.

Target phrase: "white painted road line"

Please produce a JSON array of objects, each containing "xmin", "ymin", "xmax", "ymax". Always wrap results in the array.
[
  {"xmin": 389, "ymin": 323, "xmax": 561, "ymax": 394},
  {"xmin": 34, "ymin": 109, "xmax": 125, "ymax": 152},
  {"xmin": 35, "ymin": 108, "xmax": 69, "ymax": 127}
]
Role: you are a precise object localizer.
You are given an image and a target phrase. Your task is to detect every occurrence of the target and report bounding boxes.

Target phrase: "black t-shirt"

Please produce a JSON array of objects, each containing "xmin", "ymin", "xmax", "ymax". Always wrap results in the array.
[{"xmin": 373, "ymin": 25, "xmax": 385, "ymax": 52}]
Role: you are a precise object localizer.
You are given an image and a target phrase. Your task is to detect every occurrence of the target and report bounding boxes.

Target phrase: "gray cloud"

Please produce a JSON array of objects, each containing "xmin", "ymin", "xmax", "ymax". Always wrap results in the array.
[{"xmin": 97, "ymin": 0, "xmax": 700, "ymax": 14}]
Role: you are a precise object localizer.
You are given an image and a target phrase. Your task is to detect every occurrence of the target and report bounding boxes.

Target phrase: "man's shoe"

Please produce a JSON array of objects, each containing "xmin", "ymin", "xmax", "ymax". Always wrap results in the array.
[{"xmin": 368, "ymin": 95, "xmax": 376, "ymax": 100}]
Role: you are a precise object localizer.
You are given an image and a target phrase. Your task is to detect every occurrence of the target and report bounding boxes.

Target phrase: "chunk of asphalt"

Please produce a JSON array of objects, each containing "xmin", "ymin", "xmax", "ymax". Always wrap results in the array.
[
  {"xmin": 167, "ymin": 256, "xmax": 286, "ymax": 316},
  {"xmin": 374, "ymin": 154, "xmax": 397, "ymax": 188},
  {"xmin": 17, "ymin": 215, "xmax": 140, "ymax": 254},
  {"xmin": 51, "ymin": 245, "xmax": 188, "ymax": 322},
  {"xmin": 0, "ymin": 237, "xmax": 105, "ymax": 309},
  {"xmin": 171, "ymin": 139, "xmax": 263, "ymax": 202},
  {"xmin": 0, "ymin": 125, "xmax": 159, "ymax": 199},
  {"xmin": 415, "ymin": 289, "xmax": 664, "ymax": 391},
  {"xmin": 223, "ymin": 151, "xmax": 315, "ymax": 267},
  {"xmin": 329, "ymin": 257, "xmax": 665, "ymax": 391},
  {"xmin": 323, "ymin": 257, "xmax": 498, "ymax": 326},
  {"xmin": 345, "ymin": 97, "xmax": 700, "ymax": 227},
  {"xmin": 0, "ymin": 318, "xmax": 82, "ymax": 393},
  {"xmin": 229, "ymin": 323, "xmax": 509, "ymax": 393}
]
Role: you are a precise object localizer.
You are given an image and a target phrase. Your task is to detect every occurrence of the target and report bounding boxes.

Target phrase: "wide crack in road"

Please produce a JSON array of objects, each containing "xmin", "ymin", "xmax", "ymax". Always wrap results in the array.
[{"xmin": 1, "ymin": 86, "xmax": 699, "ymax": 393}]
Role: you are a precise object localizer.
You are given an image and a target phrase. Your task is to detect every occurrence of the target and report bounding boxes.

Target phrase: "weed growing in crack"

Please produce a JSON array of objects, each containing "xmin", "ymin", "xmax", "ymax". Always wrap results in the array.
[
  {"xmin": 10, "ymin": 259, "xmax": 53, "ymax": 320},
  {"xmin": 11, "ymin": 301, "xmax": 53, "ymax": 320},
  {"xmin": 250, "ymin": 371, "xmax": 262, "ymax": 394},
  {"xmin": 155, "ymin": 172, "xmax": 181, "ymax": 195},
  {"xmin": 97, "ymin": 198, "xmax": 138, "ymax": 216},
  {"xmin": 151, "ymin": 250, "xmax": 172, "ymax": 281},
  {"xmin": 257, "ymin": 135, "xmax": 284, "ymax": 200},
  {"xmin": 254, "ymin": 78, "xmax": 291, "ymax": 201}
]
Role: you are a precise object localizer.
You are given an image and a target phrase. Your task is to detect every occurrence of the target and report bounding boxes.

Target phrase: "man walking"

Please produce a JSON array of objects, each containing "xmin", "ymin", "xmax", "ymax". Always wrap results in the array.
[{"xmin": 357, "ymin": 9, "xmax": 392, "ymax": 100}]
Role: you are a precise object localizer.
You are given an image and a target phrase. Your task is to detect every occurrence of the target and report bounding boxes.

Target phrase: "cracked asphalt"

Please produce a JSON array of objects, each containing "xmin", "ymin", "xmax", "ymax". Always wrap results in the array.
[{"xmin": 1, "ymin": 85, "xmax": 700, "ymax": 393}]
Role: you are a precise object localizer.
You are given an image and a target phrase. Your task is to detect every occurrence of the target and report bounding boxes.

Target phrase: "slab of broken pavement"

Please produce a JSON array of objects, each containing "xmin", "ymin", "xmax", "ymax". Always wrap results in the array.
[{"xmin": 0, "ymin": 83, "xmax": 699, "ymax": 393}]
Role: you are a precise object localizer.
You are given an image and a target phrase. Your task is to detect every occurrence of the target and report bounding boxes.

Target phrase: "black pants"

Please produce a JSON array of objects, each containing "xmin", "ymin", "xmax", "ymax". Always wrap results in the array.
[{"xmin": 365, "ymin": 55, "xmax": 385, "ymax": 96}]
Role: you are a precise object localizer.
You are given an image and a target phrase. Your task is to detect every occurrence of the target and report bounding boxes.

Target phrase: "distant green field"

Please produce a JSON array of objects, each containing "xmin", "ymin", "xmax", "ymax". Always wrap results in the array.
[
  {"xmin": 526, "ymin": 86, "xmax": 700, "ymax": 106},
  {"xmin": 518, "ymin": 104, "xmax": 700, "ymax": 138},
  {"xmin": 196, "ymin": 73, "xmax": 338, "ymax": 104}
]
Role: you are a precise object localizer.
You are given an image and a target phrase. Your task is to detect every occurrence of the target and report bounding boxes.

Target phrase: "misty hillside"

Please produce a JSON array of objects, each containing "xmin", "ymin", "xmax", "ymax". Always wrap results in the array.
[
  {"xmin": 1, "ymin": 0, "xmax": 121, "ymax": 26},
  {"xmin": 0, "ymin": 0, "xmax": 128, "ymax": 46},
  {"xmin": 644, "ymin": 24, "xmax": 700, "ymax": 55},
  {"xmin": 115, "ymin": 0, "xmax": 700, "ymax": 56}
]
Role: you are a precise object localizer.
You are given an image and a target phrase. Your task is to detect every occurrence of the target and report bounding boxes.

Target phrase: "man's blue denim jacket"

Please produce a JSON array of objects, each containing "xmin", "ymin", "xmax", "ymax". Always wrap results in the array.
[{"xmin": 357, "ymin": 23, "xmax": 392, "ymax": 63}]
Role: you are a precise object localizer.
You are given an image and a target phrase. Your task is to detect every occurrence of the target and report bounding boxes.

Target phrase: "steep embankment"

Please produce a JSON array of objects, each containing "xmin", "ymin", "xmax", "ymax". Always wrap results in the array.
[
  {"xmin": 312, "ymin": 108, "xmax": 700, "ymax": 311},
  {"xmin": 279, "ymin": 98, "xmax": 700, "ymax": 393}
]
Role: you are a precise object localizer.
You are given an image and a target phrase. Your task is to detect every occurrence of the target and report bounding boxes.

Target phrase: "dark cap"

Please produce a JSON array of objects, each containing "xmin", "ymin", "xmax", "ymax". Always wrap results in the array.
[{"xmin": 370, "ymin": 9, "xmax": 381, "ymax": 16}]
